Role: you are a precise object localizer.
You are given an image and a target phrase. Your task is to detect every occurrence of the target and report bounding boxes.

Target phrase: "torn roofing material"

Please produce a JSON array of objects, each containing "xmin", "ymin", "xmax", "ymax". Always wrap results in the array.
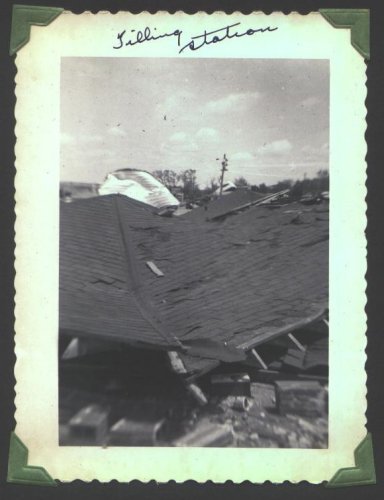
[
  {"xmin": 181, "ymin": 189, "xmax": 267, "ymax": 222},
  {"xmin": 98, "ymin": 169, "xmax": 180, "ymax": 209},
  {"xmin": 60, "ymin": 194, "xmax": 328, "ymax": 377}
]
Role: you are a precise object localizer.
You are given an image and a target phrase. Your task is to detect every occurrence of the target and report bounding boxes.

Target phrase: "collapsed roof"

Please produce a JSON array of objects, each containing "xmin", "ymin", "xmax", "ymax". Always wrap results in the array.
[
  {"xmin": 182, "ymin": 189, "xmax": 266, "ymax": 223},
  {"xmin": 99, "ymin": 169, "xmax": 180, "ymax": 209},
  {"xmin": 60, "ymin": 194, "xmax": 328, "ymax": 378}
]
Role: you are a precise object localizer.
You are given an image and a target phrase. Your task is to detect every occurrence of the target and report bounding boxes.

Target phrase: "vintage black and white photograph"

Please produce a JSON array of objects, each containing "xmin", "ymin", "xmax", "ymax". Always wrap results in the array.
[{"xmin": 58, "ymin": 56, "xmax": 329, "ymax": 448}]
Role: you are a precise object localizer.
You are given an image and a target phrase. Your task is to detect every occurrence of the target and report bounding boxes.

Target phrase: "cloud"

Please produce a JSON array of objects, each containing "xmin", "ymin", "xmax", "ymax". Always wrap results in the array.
[
  {"xmin": 231, "ymin": 151, "xmax": 254, "ymax": 161},
  {"xmin": 60, "ymin": 132, "xmax": 75, "ymax": 145},
  {"xmin": 108, "ymin": 126, "xmax": 127, "ymax": 137},
  {"xmin": 164, "ymin": 131, "xmax": 198, "ymax": 152},
  {"xmin": 157, "ymin": 90, "xmax": 195, "ymax": 115},
  {"xmin": 205, "ymin": 92, "xmax": 260, "ymax": 114},
  {"xmin": 301, "ymin": 142, "xmax": 329, "ymax": 159},
  {"xmin": 257, "ymin": 139, "xmax": 293, "ymax": 156},
  {"xmin": 195, "ymin": 127, "xmax": 219, "ymax": 143}
]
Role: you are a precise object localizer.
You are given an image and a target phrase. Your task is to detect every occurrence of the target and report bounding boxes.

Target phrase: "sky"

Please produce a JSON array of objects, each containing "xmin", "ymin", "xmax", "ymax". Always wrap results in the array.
[{"xmin": 61, "ymin": 57, "xmax": 329, "ymax": 187}]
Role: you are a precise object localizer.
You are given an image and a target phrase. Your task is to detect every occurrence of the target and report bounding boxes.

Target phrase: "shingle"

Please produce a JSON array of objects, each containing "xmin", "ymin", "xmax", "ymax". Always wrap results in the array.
[
  {"xmin": 60, "ymin": 195, "xmax": 328, "ymax": 377},
  {"xmin": 182, "ymin": 189, "xmax": 265, "ymax": 222}
]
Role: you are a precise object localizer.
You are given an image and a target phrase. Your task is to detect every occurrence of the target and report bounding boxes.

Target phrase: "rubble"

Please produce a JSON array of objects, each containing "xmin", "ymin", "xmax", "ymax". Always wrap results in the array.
[
  {"xmin": 219, "ymin": 395, "xmax": 252, "ymax": 412},
  {"xmin": 275, "ymin": 380, "xmax": 327, "ymax": 418},
  {"xmin": 210, "ymin": 373, "xmax": 251, "ymax": 397},
  {"xmin": 59, "ymin": 192, "xmax": 329, "ymax": 448},
  {"xmin": 108, "ymin": 418, "xmax": 165, "ymax": 446},
  {"xmin": 173, "ymin": 419, "xmax": 234, "ymax": 447},
  {"xmin": 68, "ymin": 404, "xmax": 109, "ymax": 445}
]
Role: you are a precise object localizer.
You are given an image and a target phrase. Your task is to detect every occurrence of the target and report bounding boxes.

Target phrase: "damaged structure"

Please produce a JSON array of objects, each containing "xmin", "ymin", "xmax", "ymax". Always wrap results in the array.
[
  {"xmin": 98, "ymin": 168, "xmax": 180, "ymax": 210},
  {"xmin": 59, "ymin": 192, "xmax": 329, "ymax": 446},
  {"xmin": 182, "ymin": 188, "xmax": 288, "ymax": 223}
]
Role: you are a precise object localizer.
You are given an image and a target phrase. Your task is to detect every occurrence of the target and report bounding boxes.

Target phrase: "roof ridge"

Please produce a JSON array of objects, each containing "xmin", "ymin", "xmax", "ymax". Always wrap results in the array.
[{"xmin": 113, "ymin": 196, "xmax": 181, "ymax": 348}]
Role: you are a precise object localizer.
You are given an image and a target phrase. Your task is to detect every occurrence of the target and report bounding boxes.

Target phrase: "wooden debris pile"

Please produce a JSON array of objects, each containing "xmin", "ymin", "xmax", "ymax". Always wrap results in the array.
[{"xmin": 59, "ymin": 321, "xmax": 328, "ymax": 448}]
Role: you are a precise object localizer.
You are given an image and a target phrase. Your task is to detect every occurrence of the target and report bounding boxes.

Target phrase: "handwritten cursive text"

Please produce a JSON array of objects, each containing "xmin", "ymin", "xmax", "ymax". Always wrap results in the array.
[{"xmin": 113, "ymin": 22, "xmax": 278, "ymax": 53}]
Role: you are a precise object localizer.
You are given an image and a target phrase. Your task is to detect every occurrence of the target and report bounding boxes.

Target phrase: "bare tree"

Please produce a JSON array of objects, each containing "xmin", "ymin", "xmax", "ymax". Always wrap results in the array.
[
  {"xmin": 153, "ymin": 169, "xmax": 166, "ymax": 185},
  {"xmin": 153, "ymin": 169, "xmax": 179, "ymax": 189},
  {"xmin": 179, "ymin": 169, "xmax": 199, "ymax": 201},
  {"xmin": 209, "ymin": 177, "xmax": 219, "ymax": 193}
]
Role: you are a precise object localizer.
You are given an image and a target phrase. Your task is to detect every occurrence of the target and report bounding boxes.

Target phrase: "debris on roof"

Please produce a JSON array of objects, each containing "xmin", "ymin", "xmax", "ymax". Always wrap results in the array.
[
  {"xmin": 146, "ymin": 261, "xmax": 165, "ymax": 277},
  {"xmin": 99, "ymin": 168, "xmax": 180, "ymax": 209},
  {"xmin": 182, "ymin": 189, "xmax": 266, "ymax": 222},
  {"xmin": 182, "ymin": 189, "xmax": 290, "ymax": 223},
  {"xmin": 60, "ymin": 194, "xmax": 328, "ymax": 379}
]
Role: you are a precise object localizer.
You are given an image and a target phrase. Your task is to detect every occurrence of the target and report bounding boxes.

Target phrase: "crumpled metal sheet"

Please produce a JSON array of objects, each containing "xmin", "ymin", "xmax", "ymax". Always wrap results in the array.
[{"xmin": 99, "ymin": 169, "xmax": 180, "ymax": 209}]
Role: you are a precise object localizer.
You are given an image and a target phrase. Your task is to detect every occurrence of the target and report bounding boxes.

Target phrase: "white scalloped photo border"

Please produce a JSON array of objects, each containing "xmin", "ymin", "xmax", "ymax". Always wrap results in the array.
[{"xmin": 14, "ymin": 10, "xmax": 367, "ymax": 483}]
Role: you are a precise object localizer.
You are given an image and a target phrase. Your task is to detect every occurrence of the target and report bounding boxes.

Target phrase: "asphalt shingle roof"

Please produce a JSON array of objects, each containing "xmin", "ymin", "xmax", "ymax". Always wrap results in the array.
[
  {"xmin": 182, "ymin": 189, "xmax": 266, "ymax": 222},
  {"xmin": 60, "ymin": 195, "xmax": 328, "ymax": 377}
]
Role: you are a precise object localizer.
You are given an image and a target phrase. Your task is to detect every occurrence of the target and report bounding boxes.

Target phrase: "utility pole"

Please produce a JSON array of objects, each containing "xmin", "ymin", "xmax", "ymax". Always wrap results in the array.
[{"xmin": 218, "ymin": 154, "xmax": 228, "ymax": 196}]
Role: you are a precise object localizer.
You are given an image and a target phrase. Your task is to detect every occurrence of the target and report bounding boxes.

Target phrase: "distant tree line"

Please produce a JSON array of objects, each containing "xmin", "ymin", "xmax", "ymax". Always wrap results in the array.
[
  {"xmin": 153, "ymin": 169, "xmax": 200, "ymax": 201},
  {"xmin": 153, "ymin": 169, "xmax": 329, "ymax": 203},
  {"xmin": 255, "ymin": 169, "xmax": 329, "ymax": 199}
]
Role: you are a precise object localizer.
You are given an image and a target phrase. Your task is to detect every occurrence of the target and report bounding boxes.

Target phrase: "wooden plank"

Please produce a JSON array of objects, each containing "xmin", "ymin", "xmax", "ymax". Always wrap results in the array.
[
  {"xmin": 251, "ymin": 348, "xmax": 268, "ymax": 370},
  {"xmin": 287, "ymin": 333, "xmax": 306, "ymax": 352},
  {"xmin": 167, "ymin": 351, "xmax": 208, "ymax": 405},
  {"xmin": 146, "ymin": 260, "xmax": 164, "ymax": 277},
  {"xmin": 187, "ymin": 383, "xmax": 208, "ymax": 406},
  {"xmin": 167, "ymin": 351, "xmax": 187, "ymax": 374}
]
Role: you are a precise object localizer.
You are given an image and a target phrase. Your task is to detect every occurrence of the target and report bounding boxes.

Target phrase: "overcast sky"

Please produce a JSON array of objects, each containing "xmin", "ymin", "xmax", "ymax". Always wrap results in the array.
[{"xmin": 61, "ymin": 57, "xmax": 329, "ymax": 187}]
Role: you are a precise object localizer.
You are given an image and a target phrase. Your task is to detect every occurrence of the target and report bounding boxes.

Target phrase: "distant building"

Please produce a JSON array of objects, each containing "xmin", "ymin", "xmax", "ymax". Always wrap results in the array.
[
  {"xmin": 60, "ymin": 182, "xmax": 100, "ymax": 201},
  {"xmin": 213, "ymin": 181, "xmax": 237, "ymax": 196}
]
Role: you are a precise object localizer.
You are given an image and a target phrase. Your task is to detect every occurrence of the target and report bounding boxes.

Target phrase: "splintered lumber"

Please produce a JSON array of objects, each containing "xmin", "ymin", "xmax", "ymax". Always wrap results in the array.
[
  {"xmin": 251, "ymin": 348, "xmax": 268, "ymax": 370},
  {"xmin": 275, "ymin": 380, "xmax": 326, "ymax": 418},
  {"xmin": 287, "ymin": 333, "xmax": 306, "ymax": 352},
  {"xmin": 167, "ymin": 351, "xmax": 208, "ymax": 405},
  {"xmin": 167, "ymin": 351, "xmax": 187, "ymax": 374},
  {"xmin": 187, "ymin": 383, "xmax": 208, "ymax": 406}
]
